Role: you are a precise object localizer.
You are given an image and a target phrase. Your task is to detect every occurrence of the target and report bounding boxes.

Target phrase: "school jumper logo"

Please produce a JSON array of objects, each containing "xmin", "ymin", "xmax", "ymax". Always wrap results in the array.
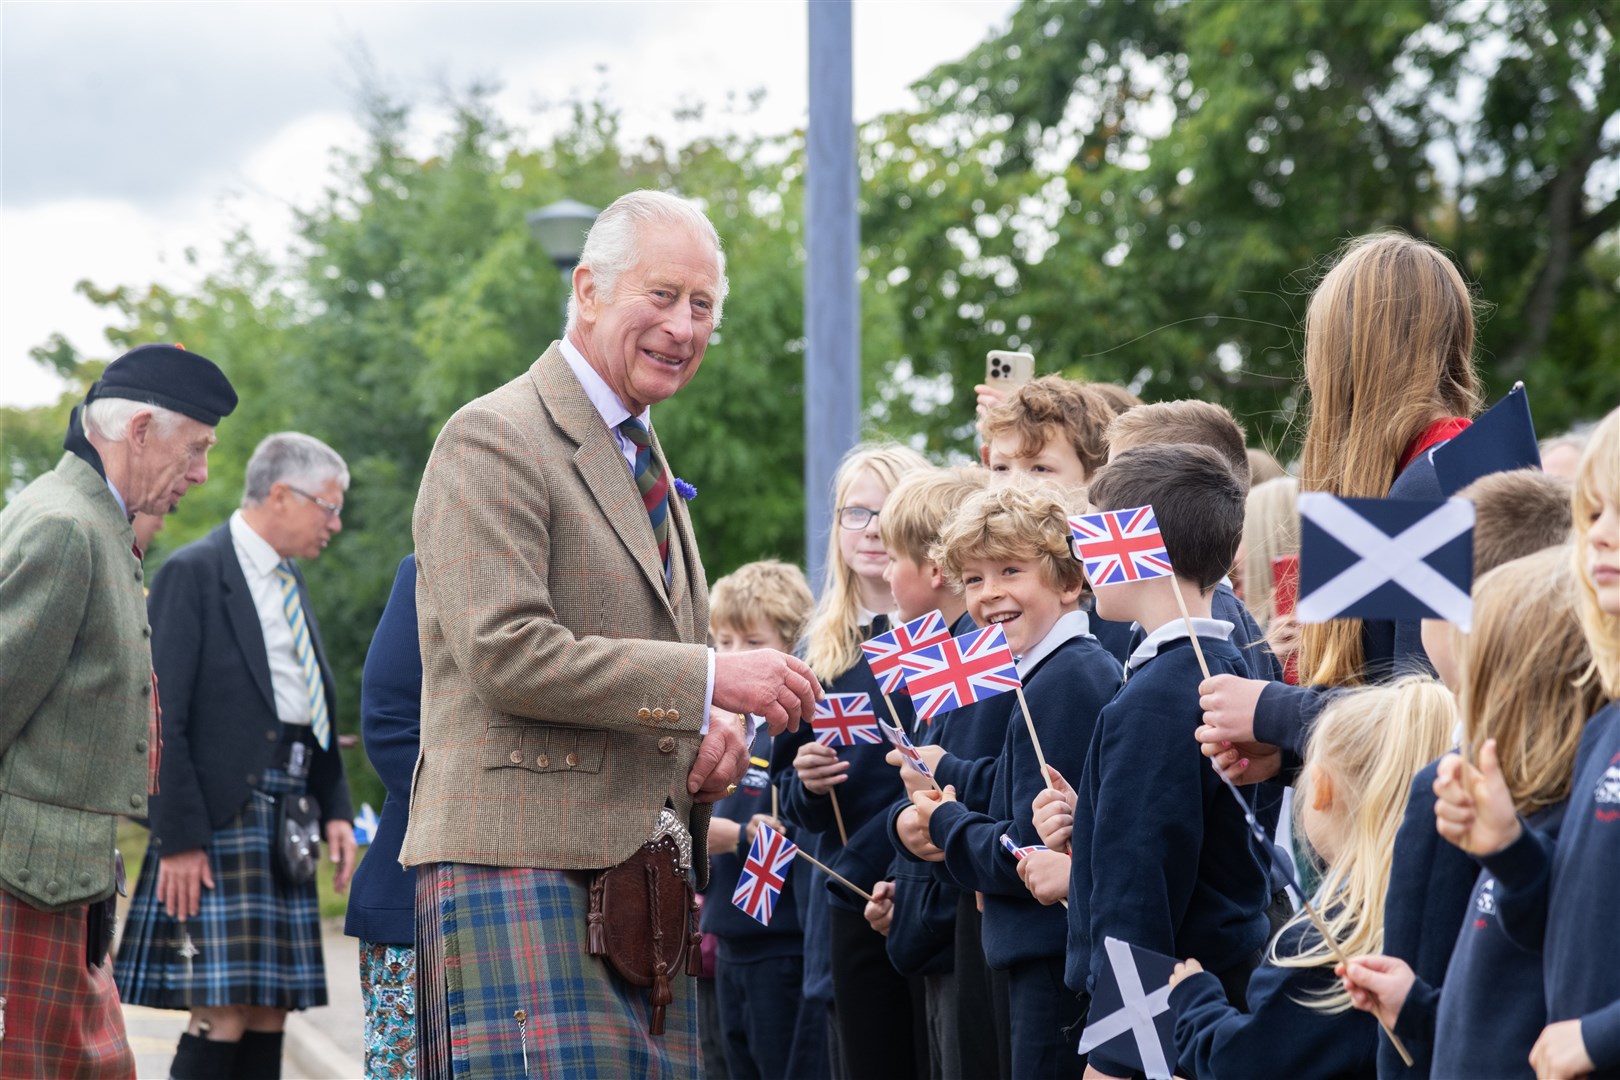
[{"xmin": 1594, "ymin": 751, "xmax": 1620, "ymax": 823}]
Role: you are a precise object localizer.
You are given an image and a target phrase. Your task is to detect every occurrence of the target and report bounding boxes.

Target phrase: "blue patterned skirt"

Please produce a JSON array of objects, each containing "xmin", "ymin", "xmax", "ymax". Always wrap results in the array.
[
  {"xmin": 114, "ymin": 767, "xmax": 327, "ymax": 1010},
  {"xmin": 360, "ymin": 942, "xmax": 417, "ymax": 1079}
]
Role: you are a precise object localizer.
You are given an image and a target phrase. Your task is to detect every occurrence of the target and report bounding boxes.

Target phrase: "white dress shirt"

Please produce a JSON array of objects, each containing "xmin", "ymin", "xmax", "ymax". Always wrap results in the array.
[{"xmin": 229, "ymin": 510, "xmax": 315, "ymax": 727}]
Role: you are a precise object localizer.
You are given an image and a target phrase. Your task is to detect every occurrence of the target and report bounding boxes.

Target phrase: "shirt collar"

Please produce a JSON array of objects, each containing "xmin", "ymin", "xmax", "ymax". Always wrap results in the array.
[
  {"xmin": 105, "ymin": 477, "xmax": 127, "ymax": 518},
  {"xmin": 1015, "ymin": 609, "xmax": 1092, "ymax": 677},
  {"xmin": 1126, "ymin": 617, "xmax": 1234, "ymax": 673},
  {"xmin": 229, "ymin": 509, "xmax": 284, "ymax": 579},
  {"xmin": 560, "ymin": 335, "xmax": 650, "ymax": 433}
]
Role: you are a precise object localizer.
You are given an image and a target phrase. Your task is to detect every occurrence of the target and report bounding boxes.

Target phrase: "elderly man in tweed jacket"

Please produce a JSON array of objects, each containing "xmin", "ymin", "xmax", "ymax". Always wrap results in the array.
[
  {"xmin": 0, "ymin": 344, "xmax": 234, "ymax": 1079},
  {"xmin": 404, "ymin": 190, "xmax": 821, "ymax": 1078}
]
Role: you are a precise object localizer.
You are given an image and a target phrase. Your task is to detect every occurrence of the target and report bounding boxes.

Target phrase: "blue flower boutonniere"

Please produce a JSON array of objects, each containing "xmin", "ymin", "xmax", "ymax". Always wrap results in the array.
[{"xmin": 673, "ymin": 478, "xmax": 697, "ymax": 501}]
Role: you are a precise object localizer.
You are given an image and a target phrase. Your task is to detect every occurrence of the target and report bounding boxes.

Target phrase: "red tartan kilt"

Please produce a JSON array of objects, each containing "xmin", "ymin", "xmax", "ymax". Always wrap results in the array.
[{"xmin": 0, "ymin": 888, "xmax": 134, "ymax": 1079}]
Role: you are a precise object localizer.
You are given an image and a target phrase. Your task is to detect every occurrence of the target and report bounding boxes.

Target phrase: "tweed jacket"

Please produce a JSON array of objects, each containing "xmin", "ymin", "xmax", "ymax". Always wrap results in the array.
[
  {"xmin": 0, "ymin": 453, "xmax": 153, "ymax": 911},
  {"xmin": 402, "ymin": 343, "xmax": 716, "ymax": 885}
]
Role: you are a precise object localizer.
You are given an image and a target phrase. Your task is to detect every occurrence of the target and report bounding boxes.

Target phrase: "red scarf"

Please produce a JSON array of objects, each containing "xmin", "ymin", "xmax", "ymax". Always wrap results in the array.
[{"xmin": 1397, "ymin": 417, "xmax": 1472, "ymax": 474}]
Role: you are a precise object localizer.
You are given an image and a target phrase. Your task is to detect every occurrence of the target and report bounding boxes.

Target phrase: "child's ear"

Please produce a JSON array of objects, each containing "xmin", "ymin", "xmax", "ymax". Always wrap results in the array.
[
  {"xmin": 1309, "ymin": 764, "xmax": 1334, "ymax": 812},
  {"xmin": 927, "ymin": 560, "xmax": 946, "ymax": 590}
]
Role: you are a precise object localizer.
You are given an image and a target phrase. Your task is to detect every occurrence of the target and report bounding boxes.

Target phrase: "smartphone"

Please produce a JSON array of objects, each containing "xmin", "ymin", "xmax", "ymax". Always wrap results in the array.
[{"xmin": 985, "ymin": 350, "xmax": 1035, "ymax": 389}]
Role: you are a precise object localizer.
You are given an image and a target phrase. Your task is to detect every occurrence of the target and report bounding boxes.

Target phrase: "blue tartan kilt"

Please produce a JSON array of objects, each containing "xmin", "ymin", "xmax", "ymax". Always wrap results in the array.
[{"xmin": 114, "ymin": 766, "xmax": 328, "ymax": 1011}]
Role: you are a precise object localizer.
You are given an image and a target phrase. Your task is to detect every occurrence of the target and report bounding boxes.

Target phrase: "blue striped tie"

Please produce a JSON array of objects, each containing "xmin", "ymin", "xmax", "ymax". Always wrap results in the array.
[{"xmin": 274, "ymin": 560, "xmax": 330, "ymax": 750}]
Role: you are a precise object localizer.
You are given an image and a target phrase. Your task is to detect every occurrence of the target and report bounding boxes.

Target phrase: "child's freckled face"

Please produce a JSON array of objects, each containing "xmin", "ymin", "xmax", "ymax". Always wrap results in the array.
[{"xmin": 959, "ymin": 555, "xmax": 1080, "ymax": 657}]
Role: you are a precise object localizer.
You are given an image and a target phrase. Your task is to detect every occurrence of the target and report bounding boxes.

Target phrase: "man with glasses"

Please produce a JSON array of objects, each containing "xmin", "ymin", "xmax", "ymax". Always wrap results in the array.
[{"xmin": 115, "ymin": 431, "xmax": 356, "ymax": 1080}]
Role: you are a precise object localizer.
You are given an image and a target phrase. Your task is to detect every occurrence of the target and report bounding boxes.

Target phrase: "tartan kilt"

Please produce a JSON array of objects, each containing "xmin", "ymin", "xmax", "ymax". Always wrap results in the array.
[
  {"xmin": 0, "ymin": 888, "xmax": 134, "ymax": 1080},
  {"xmin": 113, "ymin": 766, "xmax": 327, "ymax": 1011},
  {"xmin": 416, "ymin": 862, "xmax": 698, "ymax": 1080}
]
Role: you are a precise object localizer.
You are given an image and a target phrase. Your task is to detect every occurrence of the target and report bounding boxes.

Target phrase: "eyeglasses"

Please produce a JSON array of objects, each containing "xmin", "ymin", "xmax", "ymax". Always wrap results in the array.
[
  {"xmin": 837, "ymin": 506, "xmax": 880, "ymax": 530},
  {"xmin": 287, "ymin": 486, "xmax": 343, "ymax": 519}
]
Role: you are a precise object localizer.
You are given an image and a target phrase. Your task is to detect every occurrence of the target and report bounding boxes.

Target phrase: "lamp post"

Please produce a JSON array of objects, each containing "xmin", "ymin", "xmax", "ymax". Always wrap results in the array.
[{"xmin": 527, "ymin": 198, "xmax": 600, "ymax": 338}]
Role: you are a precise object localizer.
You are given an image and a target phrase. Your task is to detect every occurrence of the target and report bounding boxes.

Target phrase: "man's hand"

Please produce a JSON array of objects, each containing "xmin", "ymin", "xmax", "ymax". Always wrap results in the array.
[
  {"xmin": 793, "ymin": 741, "xmax": 849, "ymax": 795},
  {"xmin": 326, "ymin": 819, "xmax": 357, "ymax": 894},
  {"xmin": 1198, "ymin": 674, "xmax": 1267, "ymax": 746},
  {"xmin": 1196, "ymin": 730, "xmax": 1283, "ymax": 785},
  {"xmin": 688, "ymin": 718, "xmax": 749, "ymax": 802},
  {"xmin": 1433, "ymin": 740, "xmax": 1521, "ymax": 856},
  {"xmin": 1338, "ymin": 955, "xmax": 1414, "ymax": 1031},
  {"xmin": 713, "ymin": 649, "xmax": 821, "ymax": 735},
  {"xmin": 1031, "ymin": 765, "xmax": 1076, "ymax": 853},
  {"xmin": 1529, "ymin": 1019, "xmax": 1593, "ymax": 1079},
  {"xmin": 1015, "ymin": 848, "xmax": 1071, "ymax": 905},
  {"xmin": 157, "ymin": 848, "xmax": 214, "ymax": 921},
  {"xmin": 864, "ymin": 879, "xmax": 895, "ymax": 937},
  {"xmin": 1168, "ymin": 957, "xmax": 1204, "ymax": 990},
  {"xmin": 885, "ymin": 745, "xmax": 946, "ymax": 797},
  {"xmin": 896, "ymin": 804, "xmax": 943, "ymax": 860}
]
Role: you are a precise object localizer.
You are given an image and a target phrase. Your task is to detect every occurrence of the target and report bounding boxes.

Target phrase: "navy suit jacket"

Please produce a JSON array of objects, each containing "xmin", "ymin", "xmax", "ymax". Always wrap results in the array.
[
  {"xmin": 345, "ymin": 555, "xmax": 421, "ymax": 945},
  {"xmin": 147, "ymin": 522, "xmax": 351, "ymax": 854}
]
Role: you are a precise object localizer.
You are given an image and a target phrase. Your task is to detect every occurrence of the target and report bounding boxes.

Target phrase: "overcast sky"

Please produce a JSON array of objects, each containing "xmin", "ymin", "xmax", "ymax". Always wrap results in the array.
[{"xmin": 0, "ymin": 0, "xmax": 1016, "ymax": 407}]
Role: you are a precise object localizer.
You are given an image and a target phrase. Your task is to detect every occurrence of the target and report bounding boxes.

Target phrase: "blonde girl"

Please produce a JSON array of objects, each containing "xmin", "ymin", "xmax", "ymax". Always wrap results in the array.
[
  {"xmin": 1167, "ymin": 677, "xmax": 1456, "ymax": 1079},
  {"xmin": 1431, "ymin": 406, "xmax": 1620, "ymax": 1079},
  {"xmin": 1233, "ymin": 476, "xmax": 1300, "ymax": 630},
  {"xmin": 775, "ymin": 441, "xmax": 929, "ymax": 1080}
]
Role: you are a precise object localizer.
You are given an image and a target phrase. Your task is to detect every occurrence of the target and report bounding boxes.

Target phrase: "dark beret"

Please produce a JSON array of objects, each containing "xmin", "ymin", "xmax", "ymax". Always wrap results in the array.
[{"xmin": 84, "ymin": 343, "xmax": 238, "ymax": 427}]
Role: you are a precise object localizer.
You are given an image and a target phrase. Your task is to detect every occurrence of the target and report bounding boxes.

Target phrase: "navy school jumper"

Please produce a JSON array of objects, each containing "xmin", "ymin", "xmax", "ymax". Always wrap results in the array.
[
  {"xmin": 1479, "ymin": 703, "xmax": 1620, "ymax": 1078},
  {"xmin": 1168, "ymin": 918, "xmax": 1378, "ymax": 1080},
  {"xmin": 1070, "ymin": 630, "xmax": 1272, "ymax": 1077}
]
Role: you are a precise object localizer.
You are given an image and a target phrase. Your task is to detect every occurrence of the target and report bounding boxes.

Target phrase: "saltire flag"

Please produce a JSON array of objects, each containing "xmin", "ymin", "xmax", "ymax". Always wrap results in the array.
[
  {"xmin": 999, "ymin": 833, "xmax": 1049, "ymax": 861},
  {"xmin": 1069, "ymin": 505, "xmax": 1175, "ymax": 587},
  {"xmin": 878, "ymin": 718, "xmax": 933, "ymax": 779},
  {"xmin": 861, "ymin": 610, "xmax": 951, "ymax": 694},
  {"xmin": 812, "ymin": 693, "xmax": 882, "ymax": 747},
  {"xmin": 1077, "ymin": 937, "xmax": 1179, "ymax": 1080},
  {"xmin": 1432, "ymin": 382, "xmax": 1540, "ymax": 496},
  {"xmin": 898, "ymin": 623, "xmax": 1022, "ymax": 723},
  {"xmin": 1297, "ymin": 493, "xmax": 1474, "ymax": 630},
  {"xmin": 731, "ymin": 823, "xmax": 798, "ymax": 926}
]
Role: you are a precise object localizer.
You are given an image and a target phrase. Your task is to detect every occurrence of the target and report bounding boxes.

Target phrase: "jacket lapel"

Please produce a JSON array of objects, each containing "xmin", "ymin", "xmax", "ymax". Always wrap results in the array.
[
  {"xmin": 532, "ymin": 344, "xmax": 678, "ymax": 622},
  {"xmin": 214, "ymin": 525, "xmax": 277, "ymax": 714}
]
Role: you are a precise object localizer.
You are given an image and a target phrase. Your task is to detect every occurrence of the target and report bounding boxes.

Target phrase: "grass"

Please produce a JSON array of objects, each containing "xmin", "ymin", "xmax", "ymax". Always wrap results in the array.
[{"xmin": 117, "ymin": 817, "xmax": 361, "ymax": 920}]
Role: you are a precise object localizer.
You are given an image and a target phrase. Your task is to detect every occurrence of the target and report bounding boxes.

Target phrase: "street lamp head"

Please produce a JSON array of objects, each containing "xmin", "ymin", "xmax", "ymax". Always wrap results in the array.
[{"xmin": 527, "ymin": 199, "xmax": 600, "ymax": 270}]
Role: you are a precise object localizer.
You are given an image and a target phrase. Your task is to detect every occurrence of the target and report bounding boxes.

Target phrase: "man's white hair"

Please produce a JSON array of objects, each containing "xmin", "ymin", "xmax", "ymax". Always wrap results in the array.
[
  {"xmin": 242, "ymin": 432, "xmax": 350, "ymax": 508},
  {"xmin": 83, "ymin": 398, "xmax": 186, "ymax": 442},
  {"xmin": 564, "ymin": 190, "xmax": 730, "ymax": 333}
]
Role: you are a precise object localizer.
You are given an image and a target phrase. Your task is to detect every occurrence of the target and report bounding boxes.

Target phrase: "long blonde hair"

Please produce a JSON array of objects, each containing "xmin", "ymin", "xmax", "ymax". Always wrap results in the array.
[
  {"xmin": 1238, "ymin": 476, "xmax": 1300, "ymax": 628},
  {"xmin": 1273, "ymin": 676, "xmax": 1456, "ymax": 1011},
  {"xmin": 1572, "ymin": 407, "xmax": 1620, "ymax": 696},
  {"xmin": 803, "ymin": 443, "xmax": 930, "ymax": 681},
  {"xmin": 1298, "ymin": 234, "xmax": 1482, "ymax": 686}
]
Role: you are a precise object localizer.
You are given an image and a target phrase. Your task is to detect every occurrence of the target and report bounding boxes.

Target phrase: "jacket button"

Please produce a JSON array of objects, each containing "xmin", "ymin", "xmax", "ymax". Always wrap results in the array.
[
  {"xmin": 136, "ymin": 740, "xmax": 148, "ymax": 754},
  {"xmin": 140, "ymin": 682, "xmax": 151, "ymax": 697},
  {"xmin": 266, "ymin": 730, "xmax": 278, "ymax": 742},
  {"xmin": 17, "ymin": 869, "xmax": 29, "ymax": 883},
  {"xmin": 509, "ymin": 750, "xmax": 523, "ymax": 764},
  {"xmin": 658, "ymin": 737, "xmax": 676, "ymax": 754},
  {"xmin": 141, "ymin": 626, "xmax": 151, "ymax": 639},
  {"xmin": 78, "ymin": 872, "xmax": 92, "ymax": 887},
  {"xmin": 246, "ymin": 774, "xmax": 257, "ymax": 786},
  {"xmin": 130, "ymin": 794, "xmax": 144, "ymax": 809},
  {"xmin": 45, "ymin": 880, "xmax": 59, "ymax": 895},
  {"xmin": 666, "ymin": 710, "xmax": 680, "ymax": 723},
  {"xmin": 565, "ymin": 752, "xmax": 579, "ymax": 768},
  {"xmin": 637, "ymin": 708, "xmax": 652, "ymax": 720},
  {"xmin": 536, "ymin": 754, "xmax": 550, "ymax": 769},
  {"xmin": 652, "ymin": 708, "xmax": 666, "ymax": 721}
]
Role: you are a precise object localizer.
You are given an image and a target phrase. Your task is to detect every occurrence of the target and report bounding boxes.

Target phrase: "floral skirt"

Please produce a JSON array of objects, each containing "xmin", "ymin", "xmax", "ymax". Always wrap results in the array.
[{"xmin": 360, "ymin": 941, "xmax": 417, "ymax": 1080}]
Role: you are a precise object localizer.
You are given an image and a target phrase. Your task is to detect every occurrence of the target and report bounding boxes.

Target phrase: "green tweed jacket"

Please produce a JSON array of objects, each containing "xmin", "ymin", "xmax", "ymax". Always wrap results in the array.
[
  {"xmin": 402, "ymin": 344, "xmax": 718, "ymax": 886},
  {"xmin": 0, "ymin": 452, "xmax": 154, "ymax": 911}
]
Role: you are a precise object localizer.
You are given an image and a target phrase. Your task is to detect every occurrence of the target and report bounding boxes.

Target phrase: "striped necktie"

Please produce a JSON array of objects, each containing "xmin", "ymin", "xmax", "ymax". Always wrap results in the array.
[
  {"xmin": 274, "ymin": 560, "xmax": 330, "ymax": 750},
  {"xmin": 618, "ymin": 418, "xmax": 670, "ymax": 569}
]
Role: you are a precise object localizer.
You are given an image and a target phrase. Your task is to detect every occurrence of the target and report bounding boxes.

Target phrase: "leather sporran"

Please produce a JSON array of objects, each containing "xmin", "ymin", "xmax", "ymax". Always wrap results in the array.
[
  {"xmin": 586, "ymin": 809, "xmax": 701, "ymax": 1035},
  {"xmin": 274, "ymin": 792, "xmax": 322, "ymax": 886}
]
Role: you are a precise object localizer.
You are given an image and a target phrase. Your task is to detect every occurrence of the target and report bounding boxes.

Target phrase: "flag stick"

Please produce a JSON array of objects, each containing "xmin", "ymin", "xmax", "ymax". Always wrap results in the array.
[
  {"xmin": 884, "ymin": 691, "xmax": 942, "ymax": 793},
  {"xmin": 830, "ymin": 789, "xmax": 849, "ymax": 844},
  {"xmin": 1167, "ymin": 576, "xmax": 1212, "ymax": 681},
  {"xmin": 771, "ymin": 783, "xmax": 779, "ymax": 821},
  {"xmin": 1014, "ymin": 686, "xmax": 1051, "ymax": 786},
  {"xmin": 1295, "ymin": 890, "xmax": 1414, "ymax": 1066},
  {"xmin": 795, "ymin": 847, "xmax": 875, "ymax": 903}
]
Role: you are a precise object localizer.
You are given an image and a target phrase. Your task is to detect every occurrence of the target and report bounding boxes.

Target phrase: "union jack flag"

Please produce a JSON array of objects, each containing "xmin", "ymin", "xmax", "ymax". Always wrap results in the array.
[
  {"xmin": 878, "ymin": 718, "xmax": 933, "ymax": 779},
  {"xmin": 732, "ymin": 823, "xmax": 799, "ymax": 926},
  {"xmin": 1000, "ymin": 833, "xmax": 1050, "ymax": 861},
  {"xmin": 1069, "ymin": 505, "xmax": 1175, "ymax": 587},
  {"xmin": 813, "ymin": 693, "xmax": 882, "ymax": 747},
  {"xmin": 897, "ymin": 623, "xmax": 1022, "ymax": 723},
  {"xmin": 861, "ymin": 610, "xmax": 951, "ymax": 694}
]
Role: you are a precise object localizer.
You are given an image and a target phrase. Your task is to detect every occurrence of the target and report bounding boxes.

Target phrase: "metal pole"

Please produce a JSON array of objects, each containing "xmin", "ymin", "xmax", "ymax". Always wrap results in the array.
[{"xmin": 805, "ymin": 0, "xmax": 860, "ymax": 596}]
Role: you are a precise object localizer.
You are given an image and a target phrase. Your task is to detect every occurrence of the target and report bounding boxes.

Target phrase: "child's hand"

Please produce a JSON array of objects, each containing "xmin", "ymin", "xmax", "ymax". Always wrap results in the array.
[
  {"xmin": 1015, "ymin": 848, "xmax": 1072, "ymax": 905},
  {"xmin": 793, "ymin": 741, "xmax": 849, "ymax": 795},
  {"xmin": 897, "ymin": 805, "xmax": 944, "ymax": 861},
  {"xmin": 864, "ymin": 879, "xmax": 895, "ymax": 937},
  {"xmin": 885, "ymin": 745, "xmax": 947, "ymax": 796},
  {"xmin": 909, "ymin": 785, "xmax": 957, "ymax": 835},
  {"xmin": 1529, "ymin": 1019, "xmax": 1593, "ymax": 1079},
  {"xmin": 1266, "ymin": 611, "xmax": 1301, "ymax": 660},
  {"xmin": 1196, "ymin": 732, "xmax": 1283, "ymax": 785},
  {"xmin": 707, "ymin": 815, "xmax": 743, "ymax": 853},
  {"xmin": 1031, "ymin": 765, "xmax": 1077, "ymax": 853},
  {"xmin": 1433, "ymin": 740, "xmax": 1521, "ymax": 856},
  {"xmin": 1167, "ymin": 957, "xmax": 1204, "ymax": 990},
  {"xmin": 745, "ymin": 814, "xmax": 784, "ymax": 844},
  {"xmin": 1338, "ymin": 955, "xmax": 1414, "ymax": 1030},
  {"xmin": 1197, "ymin": 674, "xmax": 1266, "ymax": 745}
]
